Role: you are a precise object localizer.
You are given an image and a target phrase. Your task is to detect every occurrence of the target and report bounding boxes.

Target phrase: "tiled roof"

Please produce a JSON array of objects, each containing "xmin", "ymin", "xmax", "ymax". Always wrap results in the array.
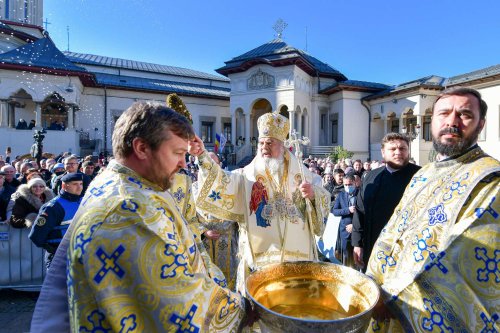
[
  {"xmin": 217, "ymin": 38, "xmax": 346, "ymax": 79},
  {"xmin": 445, "ymin": 64, "xmax": 500, "ymax": 86},
  {"xmin": 230, "ymin": 39, "xmax": 297, "ymax": 61},
  {"xmin": 94, "ymin": 73, "xmax": 230, "ymax": 99},
  {"xmin": 64, "ymin": 52, "xmax": 229, "ymax": 82},
  {"xmin": 321, "ymin": 79, "xmax": 390, "ymax": 93},
  {"xmin": 364, "ymin": 75, "xmax": 445, "ymax": 100},
  {"xmin": 0, "ymin": 37, "xmax": 87, "ymax": 72}
]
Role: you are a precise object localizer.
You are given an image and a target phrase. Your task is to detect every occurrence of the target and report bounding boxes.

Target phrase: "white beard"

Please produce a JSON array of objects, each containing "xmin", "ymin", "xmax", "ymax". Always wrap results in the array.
[{"xmin": 256, "ymin": 153, "xmax": 284, "ymax": 181}]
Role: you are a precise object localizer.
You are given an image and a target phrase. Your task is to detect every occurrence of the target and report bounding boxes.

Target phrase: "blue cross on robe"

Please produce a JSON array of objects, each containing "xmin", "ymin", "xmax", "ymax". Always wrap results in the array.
[{"xmin": 94, "ymin": 245, "xmax": 126, "ymax": 284}]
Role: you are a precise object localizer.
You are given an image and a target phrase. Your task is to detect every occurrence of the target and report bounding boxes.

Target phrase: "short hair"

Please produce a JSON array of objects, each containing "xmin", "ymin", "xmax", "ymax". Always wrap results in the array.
[
  {"xmin": 113, "ymin": 102, "xmax": 194, "ymax": 159},
  {"xmin": 343, "ymin": 173, "xmax": 355, "ymax": 182},
  {"xmin": 432, "ymin": 86, "xmax": 487, "ymax": 120},
  {"xmin": 64, "ymin": 155, "xmax": 78, "ymax": 164},
  {"xmin": 82, "ymin": 161, "xmax": 94, "ymax": 168},
  {"xmin": 333, "ymin": 168, "xmax": 345, "ymax": 175},
  {"xmin": 381, "ymin": 133, "xmax": 409, "ymax": 148}
]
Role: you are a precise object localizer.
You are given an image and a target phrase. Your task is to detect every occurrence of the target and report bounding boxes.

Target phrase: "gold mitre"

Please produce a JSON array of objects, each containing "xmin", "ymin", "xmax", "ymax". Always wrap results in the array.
[{"xmin": 257, "ymin": 111, "xmax": 289, "ymax": 141}]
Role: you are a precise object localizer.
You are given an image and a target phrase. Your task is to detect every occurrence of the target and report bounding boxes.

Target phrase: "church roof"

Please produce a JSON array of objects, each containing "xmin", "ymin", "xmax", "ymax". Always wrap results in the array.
[
  {"xmin": 445, "ymin": 64, "xmax": 500, "ymax": 86},
  {"xmin": 216, "ymin": 38, "xmax": 347, "ymax": 80},
  {"xmin": 364, "ymin": 75, "xmax": 445, "ymax": 100},
  {"xmin": 94, "ymin": 73, "xmax": 230, "ymax": 99},
  {"xmin": 0, "ymin": 37, "xmax": 88, "ymax": 73},
  {"xmin": 320, "ymin": 79, "xmax": 390, "ymax": 94},
  {"xmin": 64, "ymin": 52, "xmax": 229, "ymax": 82}
]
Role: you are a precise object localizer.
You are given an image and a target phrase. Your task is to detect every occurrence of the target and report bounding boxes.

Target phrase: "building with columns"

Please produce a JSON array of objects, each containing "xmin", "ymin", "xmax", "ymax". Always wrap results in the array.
[{"xmin": 0, "ymin": 1, "xmax": 499, "ymax": 164}]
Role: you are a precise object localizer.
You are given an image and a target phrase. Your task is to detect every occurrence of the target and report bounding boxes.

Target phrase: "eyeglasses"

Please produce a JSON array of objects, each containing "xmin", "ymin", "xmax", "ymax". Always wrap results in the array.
[{"xmin": 65, "ymin": 163, "xmax": 78, "ymax": 165}]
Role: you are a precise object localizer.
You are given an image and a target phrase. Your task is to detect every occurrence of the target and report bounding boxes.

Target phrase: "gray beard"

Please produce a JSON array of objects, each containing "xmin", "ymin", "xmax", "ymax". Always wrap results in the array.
[{"xmin": 256, "ymin": 154, "xmax": 284, "ymax": 178}]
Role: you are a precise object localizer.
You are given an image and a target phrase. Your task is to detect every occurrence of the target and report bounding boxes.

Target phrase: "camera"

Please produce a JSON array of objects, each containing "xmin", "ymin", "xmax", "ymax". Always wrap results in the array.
[{"xmin": 33, "ymin": 129, "xmax": 46, "ymax": 143}]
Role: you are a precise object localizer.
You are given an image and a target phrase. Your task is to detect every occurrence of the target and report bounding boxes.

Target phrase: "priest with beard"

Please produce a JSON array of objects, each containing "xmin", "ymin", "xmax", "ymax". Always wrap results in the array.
[
  {"xmin": 188, "ymin": 111, "xmax": 330, "ymax": 294},
  {"xmin": 364, "ymin": 89, "xmax": 500, "ymax": 331}
]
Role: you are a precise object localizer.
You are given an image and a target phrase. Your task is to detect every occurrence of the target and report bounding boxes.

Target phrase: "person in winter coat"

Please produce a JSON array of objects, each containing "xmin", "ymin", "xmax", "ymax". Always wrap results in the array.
[
  {"xmin": 7, "ymin": 177, "xmax": 55, "ymax": 228},
  {"xmin": 29, "ymin": 173, "xmax": 83, "ymax": 269}
]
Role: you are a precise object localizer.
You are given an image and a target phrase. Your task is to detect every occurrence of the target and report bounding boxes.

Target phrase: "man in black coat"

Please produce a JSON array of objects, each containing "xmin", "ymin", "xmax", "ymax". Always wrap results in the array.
[{"xmin": 352, "ymin": 133, "xmax": 421, "ymax": 269}]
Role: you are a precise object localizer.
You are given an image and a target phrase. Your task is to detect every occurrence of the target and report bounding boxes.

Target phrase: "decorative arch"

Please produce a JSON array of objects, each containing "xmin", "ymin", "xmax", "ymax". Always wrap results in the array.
[
  {"xmin": 386, "ymin": 112, "xmax": 399, "ymax": 133},
  {"xmin": 41, "ymin": 92, "xmax": 69, "ymax": 130},
  {"xmin": 234, "ymin": 107, "xmax": 245, "ymax": 142},
  {"xmin": 402, "ymin": 108, "xmax": 417, "ymax": 131},
  {"xmin": 250, "ymin": 98, "xmax": 273, "ymax": 139},
  {"xmin": 422, "ymin": 108, "xmax": 433, "ymax": 141}
]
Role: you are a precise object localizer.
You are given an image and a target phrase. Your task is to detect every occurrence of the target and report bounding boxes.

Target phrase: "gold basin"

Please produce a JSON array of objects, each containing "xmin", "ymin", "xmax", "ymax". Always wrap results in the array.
[{"xmin": 246, "ymin": 261, "xmax": 379, "ymax": 332}]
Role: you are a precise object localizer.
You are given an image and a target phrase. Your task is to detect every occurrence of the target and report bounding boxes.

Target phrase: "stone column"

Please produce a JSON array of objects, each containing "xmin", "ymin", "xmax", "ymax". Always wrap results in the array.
[
  {"xmin": 7, "ymin": 102, "xmax": 15, "ymax": 128},
  {"xmin": 245, "ymin": 113, "xmax": 251, "ymax": 142},
  {"xmin": 288, "ymin": 109, "xmax": 296, "ymax": 136},
  {"xmin": 231, "ymin": 111, "xmax": 236, "ymax": 144},
  {"xmin": 0, "ymin": 100, "xmax": 8, "ymax": 127},
  {"xmin": 297, "ymin": 111, "xmax": 303, "ymax": 135},
  {"xmin": 68, "ymin": 105, "xmax": 75, "ymax": 129},
  {"xmin": 34, "ymin": 102, "xmax": 42, "ymax": 129}
]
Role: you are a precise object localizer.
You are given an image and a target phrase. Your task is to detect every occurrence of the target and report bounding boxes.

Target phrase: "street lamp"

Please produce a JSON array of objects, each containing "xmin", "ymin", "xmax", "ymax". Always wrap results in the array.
[{"xmin": 401, "ymin": 123, "xmax": 420, "ymax": 159}]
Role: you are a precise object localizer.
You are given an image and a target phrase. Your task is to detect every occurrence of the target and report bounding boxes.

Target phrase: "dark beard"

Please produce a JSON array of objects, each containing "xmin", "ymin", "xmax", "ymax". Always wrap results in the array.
[{"xmin": 432, "ymin": 126, "xmax": 481, "ymax": 157}]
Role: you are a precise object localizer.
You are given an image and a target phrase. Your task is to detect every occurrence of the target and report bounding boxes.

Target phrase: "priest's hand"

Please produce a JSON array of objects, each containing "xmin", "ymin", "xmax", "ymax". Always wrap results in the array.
[
  {"xmin": 353, "ymin": 246, "xmax": 364, "ymax": 268},
  {"xmin": 188, "ymin": 134, "xmax": 205, "ymax": 156},
  {"xmin": 299, "ymin": 181, "xmax": 314, "ymax": 199}
]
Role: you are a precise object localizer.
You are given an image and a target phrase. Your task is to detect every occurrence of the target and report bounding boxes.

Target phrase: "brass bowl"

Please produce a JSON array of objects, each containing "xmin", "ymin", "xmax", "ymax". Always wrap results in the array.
[{"xmin": 246, "ymin": 261, "xmax": 379, "ymax": 333}]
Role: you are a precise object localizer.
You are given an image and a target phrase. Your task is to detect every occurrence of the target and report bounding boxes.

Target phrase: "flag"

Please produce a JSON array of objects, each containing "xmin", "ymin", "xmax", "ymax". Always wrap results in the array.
[
  {"xmin": 219, "ymin": 133, "xmax": 227, "ymax": 153},
  {"xmin": 214, "ymin": 133, "xmax": 221, "ymax": 153}
]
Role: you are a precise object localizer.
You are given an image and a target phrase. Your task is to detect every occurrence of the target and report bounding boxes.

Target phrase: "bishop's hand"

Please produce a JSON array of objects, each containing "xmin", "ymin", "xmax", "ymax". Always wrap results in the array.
[
  {"xmin": 299, "ymin": 181, "xmax": 315, "ymax": 199},
  {"xmin": 188, "ymin": 134, "xmax": 206, "ymax": 156}
]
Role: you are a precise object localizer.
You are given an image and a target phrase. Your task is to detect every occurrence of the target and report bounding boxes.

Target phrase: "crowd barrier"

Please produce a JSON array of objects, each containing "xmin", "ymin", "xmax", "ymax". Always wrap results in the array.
[{"xmin": 0, "ymin": 222, "xmax": 45, "ymax": 290}]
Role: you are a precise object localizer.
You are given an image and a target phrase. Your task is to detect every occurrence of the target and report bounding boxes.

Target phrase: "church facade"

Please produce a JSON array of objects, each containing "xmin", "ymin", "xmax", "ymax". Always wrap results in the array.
[{"xmin": 0, "ymin": 0, "xmax": 498, "ymax": 164}]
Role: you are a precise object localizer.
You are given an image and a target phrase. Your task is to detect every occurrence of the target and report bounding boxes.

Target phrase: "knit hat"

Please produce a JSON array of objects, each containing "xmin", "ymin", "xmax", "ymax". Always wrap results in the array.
[
  {"xmin": 51, "ymin": 163, "xmax": 64, "ymax": 173},
  {"xmin": 27, "ymin": 177, "xmax": 46, "ymax": 188}
]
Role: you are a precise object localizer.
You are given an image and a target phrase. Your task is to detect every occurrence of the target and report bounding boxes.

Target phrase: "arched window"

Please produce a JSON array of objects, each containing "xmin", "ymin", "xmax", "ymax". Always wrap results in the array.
[{"xmin": 42, "ymin": 93, "xmax": 68, "ymax": 131}]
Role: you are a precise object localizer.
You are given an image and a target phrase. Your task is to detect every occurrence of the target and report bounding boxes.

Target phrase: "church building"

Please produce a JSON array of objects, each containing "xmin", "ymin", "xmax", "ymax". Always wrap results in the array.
[{"xmin": 0, "ymin": 0, "xmax": 498, "ymax": 164}]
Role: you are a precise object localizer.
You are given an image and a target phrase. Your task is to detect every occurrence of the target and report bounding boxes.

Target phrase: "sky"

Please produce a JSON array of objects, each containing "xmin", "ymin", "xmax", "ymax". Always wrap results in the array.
[{"xmin": 44, "ymin": 0, "xmax": 500, "ymax": 85}]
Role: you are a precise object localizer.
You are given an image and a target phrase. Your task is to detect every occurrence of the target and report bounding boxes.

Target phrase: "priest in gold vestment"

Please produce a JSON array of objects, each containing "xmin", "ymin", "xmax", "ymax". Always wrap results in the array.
[
  {"xmin": 67, "ymin": 103, "xmax": 250, "ymax": 332},
  {"xmin": 365, "ymin": 87, "xmax": 499, "ymax": 332},
  {"xmin": 189, "ymin": 112, "xmax": 331, "ymax": 293}
]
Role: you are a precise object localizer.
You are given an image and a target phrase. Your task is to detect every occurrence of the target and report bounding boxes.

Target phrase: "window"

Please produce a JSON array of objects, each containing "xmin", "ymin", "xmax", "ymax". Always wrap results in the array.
[
  {"xmin": 201, "ymin": 121, "xmax": 214, "ymax": 143},
  {"xmin": 223, "ymin": 122, "xmax": 231, "ymax": 142},
  {"xmin": 321, "ymin": 114, "xmax": 326, "ymax": 130},
  {"xmin": 331, "ymin": 117, "xmax": 338, "ymax": 144},
  {"xmin": 5, "ymin": 0, "xmax": 9, "ymax": 19},
  {"xmin": 390, "ymin": 119, "xmax": 399, "ymax": 133},
  {"xmin": 423, "ymin": 115, "xmax": 432, "ymax": 141}
]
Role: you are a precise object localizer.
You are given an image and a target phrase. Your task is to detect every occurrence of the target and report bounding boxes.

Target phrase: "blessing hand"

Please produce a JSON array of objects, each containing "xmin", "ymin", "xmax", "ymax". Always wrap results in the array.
[{"xmin": 188, "ymin": 135, "xmax": 206, "ymax": 157}]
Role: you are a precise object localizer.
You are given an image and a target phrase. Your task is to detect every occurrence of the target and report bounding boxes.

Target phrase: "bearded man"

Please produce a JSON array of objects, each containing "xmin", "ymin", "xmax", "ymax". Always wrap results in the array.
[
  {"xmin": 61, "ymin": 103, "xmax": 250, "ymax": 332},
  {"xmin": 189, "ymin": 111, "xmax": 330, "ymax": 293},
  {"xmin": 365, "ymin": 87, "xmax": 499, "ymax": 332},
  {"xmin": 352, "ymin": 133, "xmax": 421, "ymax": 269}
]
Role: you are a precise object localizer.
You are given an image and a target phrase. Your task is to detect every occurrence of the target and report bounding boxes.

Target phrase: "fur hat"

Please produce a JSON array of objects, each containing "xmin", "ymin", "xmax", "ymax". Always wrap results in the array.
[{"xmin": 27, "ymin": 177, "xmax": 46, "ymax": 188}]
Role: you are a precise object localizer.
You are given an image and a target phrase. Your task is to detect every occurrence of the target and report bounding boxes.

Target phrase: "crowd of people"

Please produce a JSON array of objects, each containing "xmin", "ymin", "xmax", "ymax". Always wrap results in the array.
[{"xmin": 0, "ymin": 86, "xmax": 497, "ymax": 332}]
